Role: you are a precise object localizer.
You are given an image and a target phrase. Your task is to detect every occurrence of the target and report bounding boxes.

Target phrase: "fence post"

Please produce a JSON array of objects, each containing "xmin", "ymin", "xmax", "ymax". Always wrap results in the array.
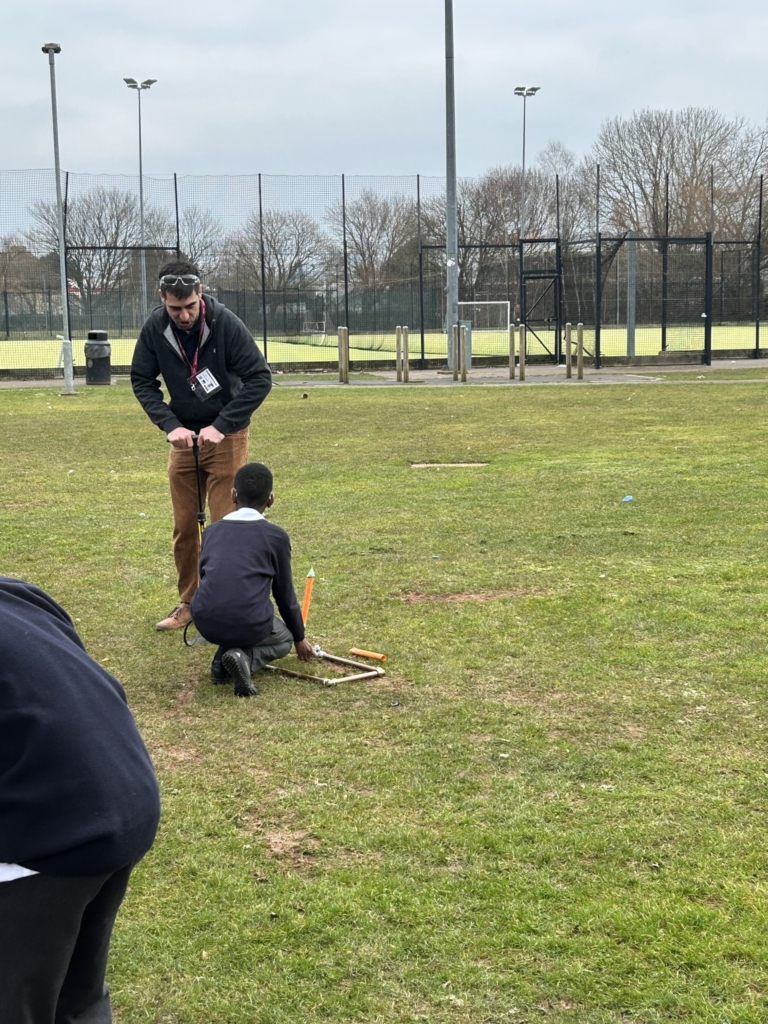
[
  {"xmin": 755, "ymin": 174, "xmax": 763, "ymax": 358},
  {"xmin": 577, "ymin": 323, "xmax": 584, "ymax": 380},
  {"xmin": 555, "ymin": 239, "xmax": 563, "ymax": 363},
  {"xmin": 626, "ymin": 231, "xmax": 636, "ymax": 358},
  {"xmin": 258, "ymin": 173, "xmax": 269, "ymax": 362},
  {"xmin": 396, "ymin": 326, "xmax": 402, "ymax": 381},
  {"xmin": 452, "ymin": 324, "xmax": 459, "ymax": 381},
  {"xmin": 341, "ymin": 174, "xmax": 350, "ymax": 332},
  {"xmin": 173, "ymin": 172, "xmax": 181, "ymax": 258},
  {"xmin": 417, "ymin": 175, "xmax": 426, "ymax": 369},
  {"xmin": 403, "ymin": 326, "xmax": 410, "ymax": 383},
  {"xmin": 565, "ymin": 322, "xmax": 572, "ymax": 378},
  {"xmin": 509, "ymin": 323, "xmax": 516, "ymax": 380},
  {"xmin": 704, "ymin": 232, "xmax": 713, "ymax": 365},
  {"xmin": 661, "ymin": 171, "xmax": 669, "ymax": 351},
  {"xmin": 460, "ymin": 324, "xmax": 467, "ymax": 382},
  {"xmin": 519, "ymin": 324, "xmax": 526, "ymax": 381},
  {"xmin": 595, "ymin": 232, "xmax": 602, "ymax": 369}
]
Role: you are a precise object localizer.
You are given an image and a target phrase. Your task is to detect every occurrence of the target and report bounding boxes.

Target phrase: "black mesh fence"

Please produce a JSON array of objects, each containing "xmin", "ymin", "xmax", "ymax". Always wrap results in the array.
[
  {"xmin": 560, "ymin": 236, "xmax": 761, "ymax": 361},
  {"xmin": 0, "ymin": 169, "xmax": 764, "ymax": 376}
]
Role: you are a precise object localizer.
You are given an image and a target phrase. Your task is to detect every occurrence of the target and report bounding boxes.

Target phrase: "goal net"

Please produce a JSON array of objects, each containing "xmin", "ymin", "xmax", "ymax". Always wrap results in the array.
[
  {"xmin": 301, "ymin": 321, "xmax": 326, "ymax": 335},
  {"xmin": 457, "ymin": 301, "xmax": 510, "ymax": 332}
]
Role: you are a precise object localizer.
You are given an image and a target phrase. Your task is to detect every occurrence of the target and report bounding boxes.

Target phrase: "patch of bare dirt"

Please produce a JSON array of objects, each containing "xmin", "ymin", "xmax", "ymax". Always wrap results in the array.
[
  {"xmin": 266, "ymin": 829, "xmax": 319, "ymax": 866},
  {"xmin": 623, "ymin": 723, "xmax": 646, "ymax": 739},
  {"xmin": 150, "ymin": 744, "xmax": 203, "ymax": 772},
  {"xmin": 243, "ymin": 817, "xmax": 320, "ymax": 868},
  {"xmin": 399, "ymin": 588, "xmax": 544, "ymax": 603},
  {"xmin": 164, "ymin": 668, "xmax": 199, "ymax": 717}
]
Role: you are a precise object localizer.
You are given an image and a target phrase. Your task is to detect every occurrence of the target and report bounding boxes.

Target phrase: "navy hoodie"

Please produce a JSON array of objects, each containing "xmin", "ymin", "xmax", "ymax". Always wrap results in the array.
[{"xmin": 0, "ymin": 578, "xmax": 160, "ymax": 876}]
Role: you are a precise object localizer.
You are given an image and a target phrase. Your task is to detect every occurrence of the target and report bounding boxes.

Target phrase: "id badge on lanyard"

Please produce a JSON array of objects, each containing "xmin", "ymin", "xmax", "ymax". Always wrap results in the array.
[
  {"xmin": 177, "ymin": 298, "xmax": 222, "ymax": 402},
  {"xmin": 189, "ymin": 367, "xmax": 222, "ymax": 401}
]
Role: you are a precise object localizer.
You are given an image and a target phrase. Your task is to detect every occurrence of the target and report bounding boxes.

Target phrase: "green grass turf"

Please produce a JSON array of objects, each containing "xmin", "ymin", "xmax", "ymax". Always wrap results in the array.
[
  {"xmin": 1, "ymin": 381, "xmax": 767, "ymax": 1023},
  {"xmin": 0, "ymin": 324, "xmax": 760, "ymax": 370}
]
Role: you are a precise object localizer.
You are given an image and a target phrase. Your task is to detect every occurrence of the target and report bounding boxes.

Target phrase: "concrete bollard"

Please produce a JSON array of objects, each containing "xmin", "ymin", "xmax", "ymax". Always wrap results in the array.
[
  {"xmin": 565, "ymin": 322, "xmax": 572, "ymax": 380},
  {"xmin": 519, "ymin": 325, "xmax": 526, "ymax": 382}
]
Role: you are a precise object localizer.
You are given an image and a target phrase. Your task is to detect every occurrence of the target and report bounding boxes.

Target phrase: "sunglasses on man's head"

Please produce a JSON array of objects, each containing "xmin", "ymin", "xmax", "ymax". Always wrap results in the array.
[{"xmin": 160, "ymin": 274, "xmax": 200, "ymax": 287}]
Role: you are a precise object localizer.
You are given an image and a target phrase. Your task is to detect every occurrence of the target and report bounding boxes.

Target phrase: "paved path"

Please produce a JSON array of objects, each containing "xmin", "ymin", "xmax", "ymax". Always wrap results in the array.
[
  {"xmin": 2, "ymin": 358, "xmax": 767, "ymax": 391},
  {"xmin": 274, "ymin": 358, "xmax": 768, "ymax": 388}
]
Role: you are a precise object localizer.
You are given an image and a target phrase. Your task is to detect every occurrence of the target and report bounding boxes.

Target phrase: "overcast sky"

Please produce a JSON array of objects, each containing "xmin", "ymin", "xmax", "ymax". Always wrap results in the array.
[{"xmin": 2, "ymin": 0, "xmax": 766, "ymax": 178}]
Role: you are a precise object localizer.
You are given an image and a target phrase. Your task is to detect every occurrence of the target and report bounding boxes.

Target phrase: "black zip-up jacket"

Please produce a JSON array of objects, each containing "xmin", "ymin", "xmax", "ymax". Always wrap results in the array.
[
  {"xmin": 130, "ymin": 294, "xmax": 272, "ymax": 435},
  {"xmin": 190, "ymin": 518, "xmax": 305, "ymax": 649},
  {"xmin": 0, "ymin": 577, "xmax": 160, "ymax": 876}
]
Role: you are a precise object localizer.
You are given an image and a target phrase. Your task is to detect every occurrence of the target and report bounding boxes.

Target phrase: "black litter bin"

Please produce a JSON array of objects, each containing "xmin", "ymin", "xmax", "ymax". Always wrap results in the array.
[{"xmin": 85, "ymin": 330, "xmax": 111, "ymax": 385}]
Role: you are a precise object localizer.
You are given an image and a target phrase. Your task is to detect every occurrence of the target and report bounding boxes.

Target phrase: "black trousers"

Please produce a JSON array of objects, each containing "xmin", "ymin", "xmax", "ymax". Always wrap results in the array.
[
  {"xmin": 211, "ymin": 615, "xmax": 294, "ymax": 672},
  {"xmin": 0, "ymin": 864, "xmax": 132, "ymax": 1024}
]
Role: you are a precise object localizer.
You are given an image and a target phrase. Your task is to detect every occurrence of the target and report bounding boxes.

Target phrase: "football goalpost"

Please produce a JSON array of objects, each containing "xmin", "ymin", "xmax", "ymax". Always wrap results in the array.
[
  {"xmin": 457, "ymin": 301, "xmax": 510, "ymax": 332},
  {"xmin": 456, "ymin": 301, "xmax": 510, "ymax": 362}
]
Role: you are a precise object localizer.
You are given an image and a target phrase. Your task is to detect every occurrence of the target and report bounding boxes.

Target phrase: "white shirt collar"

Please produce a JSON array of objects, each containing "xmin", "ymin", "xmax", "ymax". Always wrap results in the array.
[{"xmin": 222, "ymin": 508, "xmax": 265, "ymax": 522}]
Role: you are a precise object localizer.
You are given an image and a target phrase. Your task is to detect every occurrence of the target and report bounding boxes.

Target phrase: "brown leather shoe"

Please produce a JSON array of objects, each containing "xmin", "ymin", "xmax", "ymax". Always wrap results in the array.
[{"xmin": 156, "ymin": 603, "xmax": 192, "ymax": 631}]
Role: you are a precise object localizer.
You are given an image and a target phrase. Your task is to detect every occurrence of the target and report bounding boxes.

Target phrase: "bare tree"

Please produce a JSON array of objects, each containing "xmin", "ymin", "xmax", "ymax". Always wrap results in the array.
[
  {"xmin": 179, "ymin": 206, "xmax": 224, "ymax": 276},
  {"xmin": 420, "ymin": 167, "xmax": 556, "ymax": 299},
  {"xmin": 222, "ymin": 209, "xmax": 325, "ymax": 290},
  {"xmin": 593, "ymin": 108, "xmax": 768, "ymax": 237},
  {"xmin": 27, "ymin": 187, "xmax": 141, "ymax": 303},
  {"xmin": 537, "ymin": 143, "xmax": 596, "ymax": 241},
  {"xmin": 538, "ymin": 140, "xmax": 577, "ymax": 179},
  {"xmin": 0, "ymin": 235, "xmax": 56, "ymax": 316},
  {"xmin": 327, "ymin": 190, "xmax": 416, "ymax": 287}
]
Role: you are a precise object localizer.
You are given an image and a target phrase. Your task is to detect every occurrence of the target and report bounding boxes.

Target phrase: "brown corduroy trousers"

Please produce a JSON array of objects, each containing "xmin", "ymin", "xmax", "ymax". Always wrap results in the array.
[{"xmin": 167, "ymin": 428, "xmax": 250, "ymax": 604}]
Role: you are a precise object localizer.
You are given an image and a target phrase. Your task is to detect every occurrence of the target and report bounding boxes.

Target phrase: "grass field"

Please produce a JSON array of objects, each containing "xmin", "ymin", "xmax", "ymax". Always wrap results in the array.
[
  {"xmin": 2, "ymin": 379, "xmax": 767, "ymax": 1023},
  {"xmin": 0, "ymin": 324, "xmax": 760, "ymax": 370}
]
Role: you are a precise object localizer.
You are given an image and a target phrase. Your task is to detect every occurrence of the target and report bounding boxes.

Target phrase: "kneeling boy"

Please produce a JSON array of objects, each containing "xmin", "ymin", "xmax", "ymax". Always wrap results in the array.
[{"xmin": 190, "ymin": 462, "xmax": 315, "ymax": 696}]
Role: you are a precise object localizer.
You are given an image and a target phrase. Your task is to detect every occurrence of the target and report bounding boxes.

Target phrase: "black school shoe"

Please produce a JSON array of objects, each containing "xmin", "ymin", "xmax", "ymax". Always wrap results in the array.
[
  {"xmin": 210, "ymin": 656, "xmax": 229, "ymax": 684},
  {"xmin": 222, "ymin": 648, "xmax": 259, "ymax": 697}
]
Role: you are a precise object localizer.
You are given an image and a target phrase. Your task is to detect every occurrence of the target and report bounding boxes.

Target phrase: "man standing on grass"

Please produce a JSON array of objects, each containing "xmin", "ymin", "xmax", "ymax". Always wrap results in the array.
[
  {"xmin": 131, "ymin": 260, "xmax": 272, "ymax": 630},
  {"xmin": 0, "ymin": 576, "xmax": 160, "ymax": 1024}
]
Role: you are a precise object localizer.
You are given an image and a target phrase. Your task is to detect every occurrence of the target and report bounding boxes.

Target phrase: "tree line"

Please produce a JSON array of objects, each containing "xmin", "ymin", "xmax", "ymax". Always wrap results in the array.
[{"xmin": 2, "ymin": 107, "xmax": 767, "ymax": 308}]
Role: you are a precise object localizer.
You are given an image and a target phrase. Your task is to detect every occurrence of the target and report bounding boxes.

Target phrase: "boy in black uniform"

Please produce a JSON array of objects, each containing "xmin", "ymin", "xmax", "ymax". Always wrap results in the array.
[
  {"xmin": 0, "ymin": 577, "xmax": 160, "ymax": 1024},
  {"xmin": 190, "ymin": 462, "xmax": 315, "ymax": 696}
]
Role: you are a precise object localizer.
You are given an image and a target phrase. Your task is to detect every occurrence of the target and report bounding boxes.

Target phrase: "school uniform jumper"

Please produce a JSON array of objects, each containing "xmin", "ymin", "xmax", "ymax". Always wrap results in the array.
[
  {"xmin": 190, "ymin": 510, "xmax": 305, "ymax": 669},
  {"xmin": 0, "ymin": 577, "xmax": 161, "ymax": 1024}
]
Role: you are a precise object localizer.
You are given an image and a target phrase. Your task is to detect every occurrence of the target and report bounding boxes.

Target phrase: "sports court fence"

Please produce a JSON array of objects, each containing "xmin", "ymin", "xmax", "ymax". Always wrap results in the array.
[{"xmin": 0, "ymin": 170, "xmax": 765, "ymax": 376}]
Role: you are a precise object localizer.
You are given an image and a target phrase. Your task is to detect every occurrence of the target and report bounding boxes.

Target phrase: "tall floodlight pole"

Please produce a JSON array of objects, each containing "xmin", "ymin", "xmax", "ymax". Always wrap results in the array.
[
  {"xmin": 124, "ymin": 78, "xmax": 157, "ymax": 319},
  {"xmin": 445, "ymin": 0, "xmax": 459, "ymax": 365},
  {"xmin": 42, "ymin": 43, "xmax": 75, "ymax": 395},
  {"xmin": 514, "ymin": 86, "xmax": 540, "ymax": 239}
]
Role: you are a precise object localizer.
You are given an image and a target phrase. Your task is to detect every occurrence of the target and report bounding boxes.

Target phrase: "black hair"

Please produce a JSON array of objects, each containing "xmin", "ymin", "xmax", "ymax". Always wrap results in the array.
[
  {"xmin": 158, "ymin": 259, "xmax": 202, "ymax": 299},
  {"xmin": 233, "ymin": 462, "xmax": 273, "ymax": 508}
]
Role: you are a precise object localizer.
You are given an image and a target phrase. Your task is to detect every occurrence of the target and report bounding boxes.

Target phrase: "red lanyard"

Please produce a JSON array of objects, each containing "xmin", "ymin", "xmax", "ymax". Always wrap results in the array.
[{"xmin": 172, "ymin": 297, "xmax": 206, "ymax": 378}]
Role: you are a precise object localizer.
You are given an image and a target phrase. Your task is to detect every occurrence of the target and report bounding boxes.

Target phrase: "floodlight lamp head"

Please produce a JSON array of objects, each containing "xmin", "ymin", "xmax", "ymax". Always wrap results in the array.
[
  {"xmin": 124, "ymin": 78, "xmax": 138, "ymax": 88},
  {"xmin": 42, "ymin": 42, "xmax": 62, "ymax": 54},
  {"xmin": 526, "ymin": 86, "xmax": 541, "ymax": 96},
  {"xmin": 514, "ymin": 87, "xmax": 526, "ymax": 96},
  {"xmin": 140, "ymin": 79, "xmax": 157, "ymax": 88}
]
